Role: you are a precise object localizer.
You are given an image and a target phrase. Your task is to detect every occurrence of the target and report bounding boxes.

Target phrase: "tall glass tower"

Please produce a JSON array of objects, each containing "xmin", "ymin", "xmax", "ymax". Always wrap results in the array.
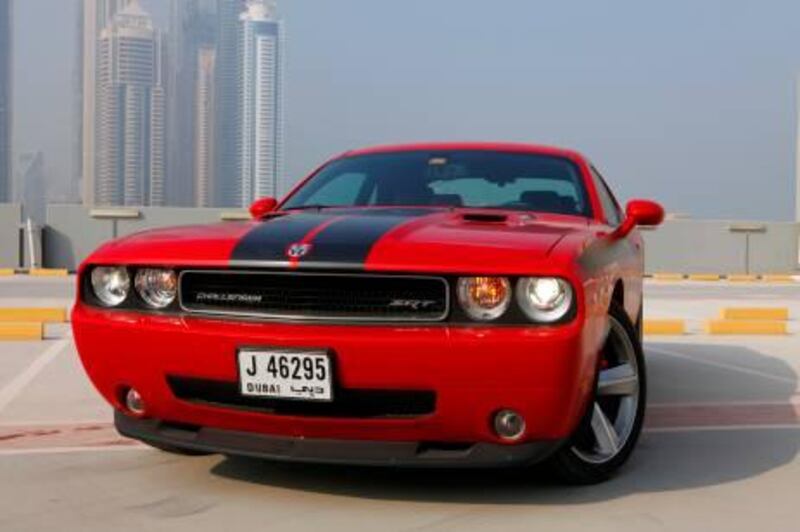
[
  {"xmin": 237, "ymin": 0, "xmax": 285, "ymax": 207},
  {"xmin": 167, "ymin": 0, "xmax": 217, "ymax": 207},
  {"xmin": 214, "ymin": 0, "xmax": 246, "ymax": 207},
  {"xmin": 80, "ymin": 0, "xmax": 131, "ymax": 206},
  {"xmin": 95, "ymin": 0, "xmax": 166, "ymax": 206}
]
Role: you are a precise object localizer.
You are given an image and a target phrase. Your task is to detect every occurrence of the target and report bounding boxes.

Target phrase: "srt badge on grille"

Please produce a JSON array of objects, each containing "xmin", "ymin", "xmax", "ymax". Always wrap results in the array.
[
  {"xmin": 388, "ymin": 299, "xmax": 439, "ymax": 311},
  {"xmin": 286, "ymin": 243, "xmax": 313, "ymax": 259}
]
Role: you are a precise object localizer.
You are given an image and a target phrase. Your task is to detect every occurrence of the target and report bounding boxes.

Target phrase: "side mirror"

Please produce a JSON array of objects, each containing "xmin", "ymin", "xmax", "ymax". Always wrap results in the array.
[
  {"xmin": 612, "ymin": 199, "xmax": 664, "ymax": 239},
  {"xmin": 249, "ymin": 197, "xmax": 278, "ymax": 219}
]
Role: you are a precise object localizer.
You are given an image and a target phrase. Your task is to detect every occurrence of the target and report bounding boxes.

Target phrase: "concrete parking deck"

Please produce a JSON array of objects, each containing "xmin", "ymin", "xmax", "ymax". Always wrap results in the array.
[{"xmin": 1, "ymin": 276, "xmax": 799, "ymax": 531}]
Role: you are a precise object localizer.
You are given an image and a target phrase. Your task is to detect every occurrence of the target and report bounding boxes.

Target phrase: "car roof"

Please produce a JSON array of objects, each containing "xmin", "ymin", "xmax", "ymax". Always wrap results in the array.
[{"xmin": 341, "ymin": 142, "xmax": 587, "ymax": 162}]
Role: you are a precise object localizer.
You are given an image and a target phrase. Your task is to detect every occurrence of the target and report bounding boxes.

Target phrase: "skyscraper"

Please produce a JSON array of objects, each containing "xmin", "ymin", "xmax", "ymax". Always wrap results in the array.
[
  {"xmin": 237, "ymin": 0, "xmax": 285, "ymax": 207},
  {"xmin": 0, "ymin": 0, "xmax": 12, "ymax": 204},
  {"xmin": 214, "ymin": 0, "xmax": 246, "ymax": 207},
  {"xmin": 194, "ymin": 47, "xmax": 216, "ymax": 207},
  {"xmin": 95, "ymin": 0, "xmax": 166, "ymax": 206},
  {"xmin": 80, "ymin": 0, "xmax": 129, "ymax": 206},
  {"xmin": 167, "ymin": 0, "xmax": 217, "ymax": 206}
]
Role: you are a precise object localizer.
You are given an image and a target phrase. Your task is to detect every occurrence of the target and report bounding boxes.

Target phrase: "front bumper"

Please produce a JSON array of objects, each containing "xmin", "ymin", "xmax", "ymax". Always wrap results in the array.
[
  {"xmin": 116, "ymin": 411, "xmax": 563, "ymax": 467},
  {"xmin": 74, "ymin": 303, "xmax": 601, "ymax": 449}
]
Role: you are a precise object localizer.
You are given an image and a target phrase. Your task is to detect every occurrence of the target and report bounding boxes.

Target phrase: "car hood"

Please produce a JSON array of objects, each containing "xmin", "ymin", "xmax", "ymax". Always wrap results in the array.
[{"xmin": 87, "ymin": 208, "xmax": 592, "ymax": 275}]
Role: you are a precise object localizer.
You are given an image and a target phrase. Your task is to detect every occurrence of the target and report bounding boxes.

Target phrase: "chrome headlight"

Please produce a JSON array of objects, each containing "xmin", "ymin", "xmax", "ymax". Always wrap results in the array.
[
  {"xmin": 90, "ymin": 266, "xmax": 131, "ymax": 307},
  {"xmin": 457, "ymin": 277, "xmax": 512, "ymax": 321},
  {"xmin": 516, "ymin": 277, "xmax": 573, "ymax": 323},
  {"xmin": 135, "ymin": 269, "xmax": 178, "ymax": 309}
]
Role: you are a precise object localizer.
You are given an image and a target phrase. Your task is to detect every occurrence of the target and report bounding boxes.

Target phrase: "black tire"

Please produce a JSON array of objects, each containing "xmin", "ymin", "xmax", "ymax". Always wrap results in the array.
[{"xmin": 546, "ymin": 301, "xmax": 647, "ymax": 485}]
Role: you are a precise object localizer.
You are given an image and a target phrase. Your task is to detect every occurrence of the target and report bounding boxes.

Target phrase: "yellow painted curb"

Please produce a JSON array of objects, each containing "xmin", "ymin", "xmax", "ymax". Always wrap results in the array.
[
  {"xmin": 0, "ymin": 268, "xmax": 14, "ymax": 276},
  {"xmin": 726, "ymin": 274, "xmax": 759, "ymax": 282},
  {"xmin": 28, "ymin": 269, "xmax": 69, "ymax": 277},
  {"xmin": 0, "ymin": 308, "xmax": 68, "ymax": 323},
  {"xmin": 705, "ymin": 320, "xmax": 788, "ymax": 336},
  {"xmin": 721, "ymin": 307, "xmax": 789, "ymax": 321},
  {"xmin": 762, "ymin": 274, "xmax": 796, "ymax": 283},
  {"xmin": 643, "ymin": 319, "xmax": 686, "ymax": 336},
  {"xmin": 651, "ymin": 273, "xmax": 685, "ymax": 281},
  {"xmin": 688, "ymin": 274, "xmax": 721, "ymax": 281},
  {"xmin": 0, "ymin": 322, "xmax": 43, "ymax": 341}
]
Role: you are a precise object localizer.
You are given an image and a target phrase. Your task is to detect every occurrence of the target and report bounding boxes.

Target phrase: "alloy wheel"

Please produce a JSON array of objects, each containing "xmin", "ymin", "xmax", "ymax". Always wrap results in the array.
[{"xmin": 570, "ymin": 315, "xmax": 641, "ymax": 464}]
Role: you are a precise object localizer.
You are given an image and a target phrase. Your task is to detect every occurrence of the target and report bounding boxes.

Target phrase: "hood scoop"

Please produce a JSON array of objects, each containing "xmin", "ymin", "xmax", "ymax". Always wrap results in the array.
[{"xmin": 460, "ymin": 212, "xmax": 510, "ymax": 224}]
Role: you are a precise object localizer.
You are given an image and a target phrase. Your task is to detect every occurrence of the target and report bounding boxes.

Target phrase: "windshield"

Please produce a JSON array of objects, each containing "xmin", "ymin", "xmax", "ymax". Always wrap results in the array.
[{"xmin": 282, "ymin": 150, "xmax": 591, "ymax": 216}]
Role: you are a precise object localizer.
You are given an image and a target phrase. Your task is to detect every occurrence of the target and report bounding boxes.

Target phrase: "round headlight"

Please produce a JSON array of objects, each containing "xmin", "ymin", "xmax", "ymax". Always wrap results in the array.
[
  {"xmin": 457, "ymin": 277, "xmax": 511, "ymax": 321},
  {"xmin": 135, "ymin": 269, "xmax": 177, "ymax": 309},
  {"xmin": 516, "ymin": 277, "xmax": 573, "ymax": 322},
  {"xmin": 90, "ymin": 266, "xmax": 130, "ymax": 307}
]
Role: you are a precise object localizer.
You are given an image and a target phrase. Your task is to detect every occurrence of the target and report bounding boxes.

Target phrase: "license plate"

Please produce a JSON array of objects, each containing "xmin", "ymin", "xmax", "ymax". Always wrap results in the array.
[{"xmin": 237, "ymin": 349, "xmax": 333, "ymax": 402}]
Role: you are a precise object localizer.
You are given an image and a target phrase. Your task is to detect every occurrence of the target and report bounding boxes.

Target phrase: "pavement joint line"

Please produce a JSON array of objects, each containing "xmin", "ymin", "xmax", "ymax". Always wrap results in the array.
[
  {"xmin": 0, "ymin": 445, "xmax": 146, "ymax": 457},
  {"xmin": 646, "ymin": 346, "xmax": 797, "ymax": 385},
  {"xmin": 649, "ymin": 398, "xmax": 800, "ymax": 408},
  {"xmin": 0, "ymin": 419, "xmax": 110, "ymax": 427},
  {"xmin": 643, "ymin": 424, "xmax": 800, "ymax": 433},
  {"xmin": 1, "ymin": 424, "xmax": 799, "ymax": 456},
  {"xmin": 0, "ymin": 339, "xmax": 70, "ymax": 414}
]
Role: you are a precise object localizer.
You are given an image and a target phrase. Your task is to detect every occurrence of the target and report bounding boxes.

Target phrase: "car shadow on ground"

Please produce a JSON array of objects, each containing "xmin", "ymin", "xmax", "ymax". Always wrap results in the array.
[{"xmin": 209, "ymin": 342, "xmax": 799, "ymax": 504}]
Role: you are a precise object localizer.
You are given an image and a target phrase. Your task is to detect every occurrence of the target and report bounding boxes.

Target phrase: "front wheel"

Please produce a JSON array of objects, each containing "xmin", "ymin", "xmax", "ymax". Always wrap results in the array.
[{"xmin": 546, "ymin": 301, "xmax": 647, "ymax": 484}]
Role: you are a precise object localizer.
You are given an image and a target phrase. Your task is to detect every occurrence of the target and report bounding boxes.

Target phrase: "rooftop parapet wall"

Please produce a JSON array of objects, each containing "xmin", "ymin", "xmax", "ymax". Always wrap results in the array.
[
  {"xmin": 28, "ymin": 205, "xmax": 800, "ymax": 274},
  {"xmin": 0, "ymin": 203, "xmax": 21, "ymax": 268},
  {"xmin": 641, "ymin": 219, "xmax": 800, "ymax": 275}
]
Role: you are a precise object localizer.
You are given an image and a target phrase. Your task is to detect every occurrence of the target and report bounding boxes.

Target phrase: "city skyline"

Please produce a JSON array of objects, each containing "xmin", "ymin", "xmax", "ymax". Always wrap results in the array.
[
  {"xmin": 8, "ymin": 0, "xmax": 800, "ymax": 220},
  {"xmin": 74, "ymin": 0, "xmax": 284, "ymax": 208}
]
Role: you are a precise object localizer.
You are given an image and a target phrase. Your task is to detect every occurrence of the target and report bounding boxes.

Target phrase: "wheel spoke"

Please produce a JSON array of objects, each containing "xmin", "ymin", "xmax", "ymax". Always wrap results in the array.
[
  {"xmin": 591, "ymin": 402, "xmax": 621, "ymax": 456},
  {"xmin": 598, "ymin": 363, "xmax": 638, "ymax": 396}
]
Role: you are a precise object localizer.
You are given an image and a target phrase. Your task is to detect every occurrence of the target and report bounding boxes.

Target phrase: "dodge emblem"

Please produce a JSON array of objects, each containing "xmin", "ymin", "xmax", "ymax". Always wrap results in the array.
[{"xmin": 287, "ymin": 243, "xmax": 313, "ymax": 259}]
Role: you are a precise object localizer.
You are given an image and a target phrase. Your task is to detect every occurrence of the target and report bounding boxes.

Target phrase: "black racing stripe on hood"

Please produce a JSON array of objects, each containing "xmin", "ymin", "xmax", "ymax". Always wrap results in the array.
[
  {"xmin": 231, "ymin": 213, "xmax": 331, "ymax": 262},
  {"xmin": 300, "ymin": 209, "xmax": 433, "ymax": 266}
]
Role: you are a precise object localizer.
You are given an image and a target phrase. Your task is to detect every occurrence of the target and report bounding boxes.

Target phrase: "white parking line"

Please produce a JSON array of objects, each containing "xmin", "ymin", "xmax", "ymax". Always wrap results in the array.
[
  {"xmin": 0, "ymin": 339, "xmax": 70, "ymax": 414},
  {"xmin": 647, "ymin": 346, "xmax": 797, "ymax": 386}
]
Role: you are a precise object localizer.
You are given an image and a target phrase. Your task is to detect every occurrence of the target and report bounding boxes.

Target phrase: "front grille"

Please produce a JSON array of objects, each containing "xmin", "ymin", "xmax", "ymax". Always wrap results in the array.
[
  {"xmin": 167, "ymin": 376, "xmax": 436, "ymax": 419},
  {"xmin": 179, "ymin": 270, "xmax": 449, "ymax": 322}
]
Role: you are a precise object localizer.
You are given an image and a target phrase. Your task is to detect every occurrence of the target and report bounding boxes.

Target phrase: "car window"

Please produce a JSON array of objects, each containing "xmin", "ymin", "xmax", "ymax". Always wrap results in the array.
[
  {"xmin": 295, "ymin": 172, "xmax": 368, "ymax": 206},
  {"xmin": 590, "ymin": 167, "xmax": 623, "ymax": 226},
  {"xmin": 283, "ymin": 151, "xmax": 592, "ymax": 217}
]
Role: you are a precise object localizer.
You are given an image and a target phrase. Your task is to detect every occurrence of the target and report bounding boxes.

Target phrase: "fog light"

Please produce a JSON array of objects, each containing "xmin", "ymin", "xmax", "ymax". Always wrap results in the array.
[
  {"xmin": 493, "ymin": 409, "xmax": 526, "ymax": 440},
  {"xmin": 125, "ymin": 388, "xmax": 146, "ymax": 416}
]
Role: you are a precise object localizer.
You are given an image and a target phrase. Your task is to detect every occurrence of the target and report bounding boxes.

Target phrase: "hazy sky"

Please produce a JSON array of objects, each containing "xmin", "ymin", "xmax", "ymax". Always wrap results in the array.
[{"xmin": 12, "ymin": 0, "xmax": 800, "ymax": 220}]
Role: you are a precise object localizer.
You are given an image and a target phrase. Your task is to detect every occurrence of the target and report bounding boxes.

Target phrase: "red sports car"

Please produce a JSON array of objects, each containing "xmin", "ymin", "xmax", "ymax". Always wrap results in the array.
[{"xmin": 73, "ymin": 142, "xmax": 663, "ymax": 484}]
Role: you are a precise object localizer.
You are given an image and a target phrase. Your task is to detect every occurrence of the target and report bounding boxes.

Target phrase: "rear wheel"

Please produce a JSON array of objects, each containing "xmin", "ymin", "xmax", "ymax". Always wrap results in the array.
[{"xmin": 547, "ymin": 301, "xmax": 646, "ymax": 484}]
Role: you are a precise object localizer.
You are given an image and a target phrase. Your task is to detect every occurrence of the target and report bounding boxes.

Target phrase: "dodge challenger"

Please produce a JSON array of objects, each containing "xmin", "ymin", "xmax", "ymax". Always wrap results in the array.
[{"xmin": 73, "ymin": 142, "xmax": 664, "ymax": 484}]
